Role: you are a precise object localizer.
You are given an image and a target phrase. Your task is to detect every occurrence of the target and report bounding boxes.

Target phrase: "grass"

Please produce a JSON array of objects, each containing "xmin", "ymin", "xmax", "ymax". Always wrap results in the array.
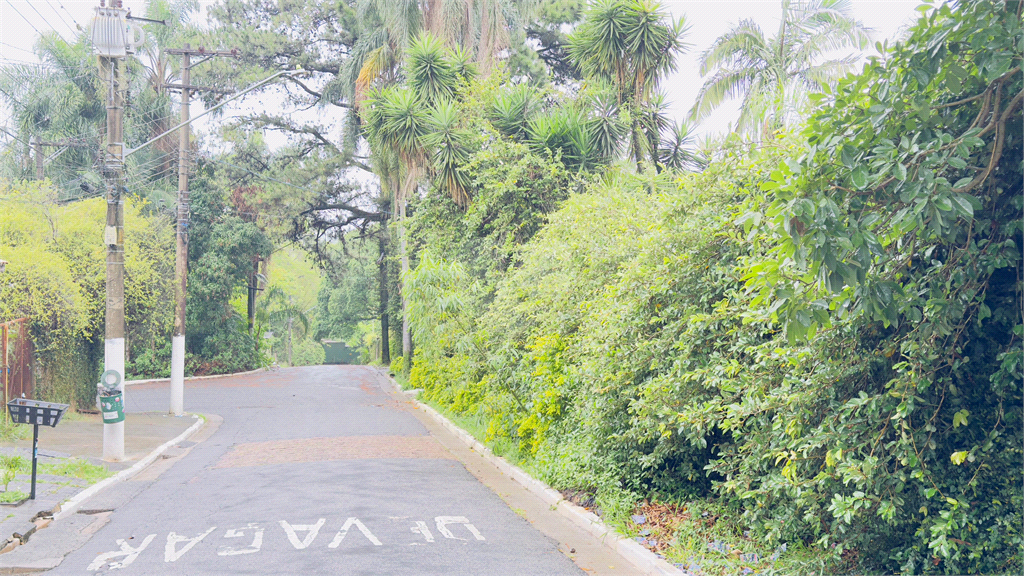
[
  {"xmin": 0, "ymin": 418, "xmax": 30, "ymax": 443},
  {"xmin": 0, "ymin": 491, "xmax": 27, "ymax": 504},
  {"xmin": 37, "ymin": 458, "xmax": 112, "ymax": 484}
]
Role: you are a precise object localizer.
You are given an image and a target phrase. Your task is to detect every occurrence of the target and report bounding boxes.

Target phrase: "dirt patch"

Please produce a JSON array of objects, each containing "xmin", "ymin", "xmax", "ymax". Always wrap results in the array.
[{"xmin": 629, "ymin": 501, "xmax": 691, "ymax": 554}]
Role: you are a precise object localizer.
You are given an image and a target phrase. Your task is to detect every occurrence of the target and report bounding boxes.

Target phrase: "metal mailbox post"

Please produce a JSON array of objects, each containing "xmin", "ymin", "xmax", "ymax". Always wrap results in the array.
[{"xmin": 6, "ymin": 399, "xmax": 69, "ymax": 500}]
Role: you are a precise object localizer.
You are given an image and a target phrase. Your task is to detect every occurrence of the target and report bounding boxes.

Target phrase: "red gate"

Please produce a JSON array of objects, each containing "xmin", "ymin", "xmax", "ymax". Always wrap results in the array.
[{"xmin": 1, "ymin": 319, "xmax": 34, "ymax": 402}]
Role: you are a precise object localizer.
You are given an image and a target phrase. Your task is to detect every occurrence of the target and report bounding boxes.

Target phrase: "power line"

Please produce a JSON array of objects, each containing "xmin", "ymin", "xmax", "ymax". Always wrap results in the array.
[
  {"xmin": 0, "ymin": 41, "xmax": 35, "ymax": 57},
  {"xmin": 52, "ymin": 0, "xmax": 82, "ymax": 31},
  {"xmin": 3, "ymin": 0, "xmax": 44, "ymax": 38},
  {"xmin": 43, "ymin": 0, "xmax": 77, "ymax": 37},
  {"xmin": 23, "ymin": 0, "xmax": 70, "ymax": 44}
]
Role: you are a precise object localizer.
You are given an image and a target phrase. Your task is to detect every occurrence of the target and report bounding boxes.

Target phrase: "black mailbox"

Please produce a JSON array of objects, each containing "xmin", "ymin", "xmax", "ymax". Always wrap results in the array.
[{"xmin": 7, "ymin": 399, "xmax": 68, "ymax": 427}]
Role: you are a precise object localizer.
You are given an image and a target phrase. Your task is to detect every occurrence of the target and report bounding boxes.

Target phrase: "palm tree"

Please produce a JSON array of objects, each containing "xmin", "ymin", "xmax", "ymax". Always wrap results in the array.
[
  {"xmin": 343, "ymin": 0, "xmax": 528, "ymax": 102},
  {"xmin": 0, "ymin": 31, "xmax": 103, "ymax": 190},
  {"xmin": 688, "ymin": 0, "xmax": 870, "ymax": 137},
  {"xmin": 568, "ymin": 0, "xmax": 687, "ymax": 168},
  {"xmin": 362, "ymin": 35, "xmax": 473, "ymax": 374},
  {"xmin": 658, "ymin": 121, "xmax": 706, "ymax": 171}
]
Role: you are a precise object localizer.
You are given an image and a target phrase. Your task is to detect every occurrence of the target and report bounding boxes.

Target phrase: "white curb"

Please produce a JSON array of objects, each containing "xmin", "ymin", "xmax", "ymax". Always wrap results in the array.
[
  {"xmin": 381, "ymin": 370, "xmax": 683, "ymax": 576},
  {"xmin": 54, "ymin": 415, "xmax": 206, "ymax": 521},
  {"xmin": 124, "ymin": 366, "xmax": 271, "ymax": 387}
]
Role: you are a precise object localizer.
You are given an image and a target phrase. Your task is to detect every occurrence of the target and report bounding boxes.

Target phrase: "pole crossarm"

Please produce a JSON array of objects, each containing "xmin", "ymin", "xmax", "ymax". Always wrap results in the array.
[{"xmin": 165, "ymin": 48, "xmax": 239, "ymax": 56}]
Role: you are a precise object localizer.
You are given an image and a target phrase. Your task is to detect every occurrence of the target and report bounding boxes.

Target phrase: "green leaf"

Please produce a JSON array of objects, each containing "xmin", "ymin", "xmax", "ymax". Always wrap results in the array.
[
  {"xmin": 952, "ymin": 194, "xmax": 974, "ymax": 217},
  {"xmin": 950, "ymin": 451, "xmax": 968, "ymax": 465},
  {"xmin": 850, "ymin": 166, "xmax": 868, "ymax": 189},
  {"xmin": 953, "ymin": 409, "xmax": 969, "ymax": 428},
  {"xmin": 841, "ymin": 145, "xmax": 857, "ymax": 168},
  {"xmin": 947, "ymin": 157, "xmax": 967, "ymax": 169},
  {"xmin": 895, "ymin": 163, "xmax": 908, "ymax": 181}
]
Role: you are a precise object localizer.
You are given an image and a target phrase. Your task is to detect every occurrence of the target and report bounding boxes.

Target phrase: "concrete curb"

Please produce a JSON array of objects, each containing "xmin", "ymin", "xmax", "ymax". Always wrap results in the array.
[
  {"xmin": 124, "ymin": 366, "xmax": 271, "ymax": 387},
  {"xmin": 378, "ymin": 370, "xmax": 683, "ymax": 576},
  {"xmin": 52, "ymin": 415, "xmax": 206, "ymax": 521}
]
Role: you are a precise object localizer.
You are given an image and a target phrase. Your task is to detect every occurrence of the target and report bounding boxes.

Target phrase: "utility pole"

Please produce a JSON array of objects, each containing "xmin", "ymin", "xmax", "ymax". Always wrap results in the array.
[
  {"xmin": 164, "ymin": 45, "xmax": 238, "ymax": 416},
  {"xmin": 94, "ymin": 0, "xmax": 127, "ymax": 461},
  {"xmin": 169, "ymin": 46, "xmax": 189, "ymax": 417}
]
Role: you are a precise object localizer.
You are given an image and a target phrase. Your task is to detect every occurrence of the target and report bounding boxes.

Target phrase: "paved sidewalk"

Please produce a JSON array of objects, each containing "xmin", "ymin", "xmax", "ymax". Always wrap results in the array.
[{"xmin": 0, "ymin": 412, "xmax": 196, "ymax": 554}]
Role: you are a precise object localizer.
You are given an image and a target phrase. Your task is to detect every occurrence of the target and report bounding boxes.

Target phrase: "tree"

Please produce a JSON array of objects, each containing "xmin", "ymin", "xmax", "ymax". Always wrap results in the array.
[
  {"xmin": 688, "ymin": 0, "xmax": 870, "ymax": 137},
  {"xmin": 343, "ymin": 0, "xmax": 531, "ymax": 101},
  {"xmin": 568, "ymin": 0, "xmax": 687, "ymax": 168}
]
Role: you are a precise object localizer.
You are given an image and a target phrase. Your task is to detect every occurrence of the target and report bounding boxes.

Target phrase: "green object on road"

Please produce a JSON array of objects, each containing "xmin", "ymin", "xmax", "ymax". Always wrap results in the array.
[
  {"xmin": 322, "ymin": 340, "xmax": 360, "ymax": 365},
  {"xmin": 100, "ymin": 393, "xmax": 124, "ymax": 424}
]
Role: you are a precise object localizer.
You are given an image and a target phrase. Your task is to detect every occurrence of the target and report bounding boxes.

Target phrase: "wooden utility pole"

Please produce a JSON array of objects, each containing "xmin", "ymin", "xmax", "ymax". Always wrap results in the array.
[
  {"xmin": 100, "ymin": 33, "xmax": 126, "ymax": 462},
  {"xmin": 169, "ymin": 47, "xmax": 190, "ymax": 416},
  {"xmin": 164, "ymin": 45, "xmax": 238, "ymax": 416}
]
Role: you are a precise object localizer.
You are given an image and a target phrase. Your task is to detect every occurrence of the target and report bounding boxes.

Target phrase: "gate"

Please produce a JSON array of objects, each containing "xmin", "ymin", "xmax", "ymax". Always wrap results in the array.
[{"xmin": 1, "ymin": 319, "xmax": 34, "ymax": 402}]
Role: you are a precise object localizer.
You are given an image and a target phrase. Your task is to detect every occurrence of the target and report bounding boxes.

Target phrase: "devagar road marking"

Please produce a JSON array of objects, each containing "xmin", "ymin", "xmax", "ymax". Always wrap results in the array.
[
  {"xmin": 328, "ymin": 517, "xmax": 383, "ymax": 547},
  {"xmin": 218, "ymin": 523, "xmax": 264, "ymax": 556},
  {"xmin": 279, "ymin": 518, "xmax": 325, "ymax": 549},
  {"xmin": 87, "ymin": 534, "xmax": 156, "ymax": 571},
  {"xmin": 410, "ymin": 521, "xmax": 434, "ymax": 542},
  {"xmin": 435, "ymin": 516, "xmax": 486, "ymax": 541},
  {"xmin": 165, "ymin": 527, "xmax": 217, "ymax": 562}
]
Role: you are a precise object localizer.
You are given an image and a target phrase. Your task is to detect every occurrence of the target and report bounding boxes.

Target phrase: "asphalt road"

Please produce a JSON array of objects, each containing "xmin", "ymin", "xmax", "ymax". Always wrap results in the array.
[{"xmin": 53, "ymin": 365, "xmax": 585, "ymax": 575}]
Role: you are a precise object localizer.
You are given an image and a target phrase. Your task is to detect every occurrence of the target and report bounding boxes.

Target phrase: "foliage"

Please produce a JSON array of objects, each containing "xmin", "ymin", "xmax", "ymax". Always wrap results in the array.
[
  {"xmin": 291, "ymin": 338, "xmax": 326, "ymax": 367},
  {"xmin": 0, "ymin": 455, "xmax": 24, "ymax": 492},
  {"xmin": 404, "ymin": 3, "xmax": 1022, "ymax": 573},
  {"xmin": 0, "ymin": 181, "xmax": 174, "ymax": 404},
  {"xmin": 568, "ymin": 0, "xmax": 687, "ymax": 167},
  {"xmin": 733, "ymin": 2, "xmax": 1023, "ymax": 571},
  {"xmin": 184, "ymin": 164, "xmax": 273, "ymax": 375},
  {"xmin": 0, "ymin": 491, "xmax": 28, "ymax": 503},
  {"xmin": 689, "ymin": 0, "xmax": 869, "ymax": 137}
]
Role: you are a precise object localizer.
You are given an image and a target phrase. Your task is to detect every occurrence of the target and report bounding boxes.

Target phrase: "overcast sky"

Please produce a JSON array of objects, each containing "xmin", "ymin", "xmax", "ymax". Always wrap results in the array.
[{"xmin": 1, "ymin": 0, "xmax": 922, "ymax": 147}]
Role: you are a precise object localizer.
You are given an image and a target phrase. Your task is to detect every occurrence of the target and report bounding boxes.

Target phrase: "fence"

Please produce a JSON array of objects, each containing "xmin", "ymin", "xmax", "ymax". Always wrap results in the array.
[{"xmin": 1, "ymin": 319, "xmax": 34, "ymax": 402}]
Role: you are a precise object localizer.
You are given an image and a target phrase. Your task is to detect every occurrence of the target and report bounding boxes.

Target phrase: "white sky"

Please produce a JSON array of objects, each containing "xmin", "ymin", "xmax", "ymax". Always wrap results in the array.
[{"xmin": 0, "ymin": 0, "xmax": 922, "ymax": 149}]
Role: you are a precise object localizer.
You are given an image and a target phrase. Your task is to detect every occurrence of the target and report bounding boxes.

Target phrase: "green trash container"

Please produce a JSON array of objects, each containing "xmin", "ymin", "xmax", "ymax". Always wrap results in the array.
[{"xmin": 100, "ymin": 393, "xmax": 124, "ymax": 424}]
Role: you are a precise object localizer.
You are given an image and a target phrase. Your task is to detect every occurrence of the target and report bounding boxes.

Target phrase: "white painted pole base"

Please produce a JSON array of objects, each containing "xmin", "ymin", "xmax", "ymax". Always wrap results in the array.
[
  {"xmin": 103, "ymin": 421, "xmax": 124, "ymax": 462},
  {"xmin": 103, "ymin": 338, "xmax": 125, "ymax": 461},
  {"xmin": 170, "ymin": 335, "xmax": 185, "ymax": 416}
]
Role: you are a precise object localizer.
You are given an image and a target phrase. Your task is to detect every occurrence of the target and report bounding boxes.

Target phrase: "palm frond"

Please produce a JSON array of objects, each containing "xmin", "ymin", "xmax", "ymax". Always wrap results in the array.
[
  {"xmin": 697, "ymin": 19, "xmax": 767, "ymax": 76},
  {"xmin": 688, "ymin": 66, "xmax": 757, "ymax": 123}
]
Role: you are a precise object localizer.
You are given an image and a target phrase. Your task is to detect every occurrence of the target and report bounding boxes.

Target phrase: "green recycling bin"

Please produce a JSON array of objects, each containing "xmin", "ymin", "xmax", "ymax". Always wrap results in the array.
[{"xmin": 100, "ymin": 393, "xmax": 124, "ymax": 424}]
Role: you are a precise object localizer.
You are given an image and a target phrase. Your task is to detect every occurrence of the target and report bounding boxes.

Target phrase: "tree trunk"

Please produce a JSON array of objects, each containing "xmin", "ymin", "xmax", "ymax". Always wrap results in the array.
[
  {"xmin": 399, "ymin": 198, "xmax": 412, "ymax": 374},
  {"xmin": 247, "ymin": 257, "xmax": 259, "ymax": 334},
  {"xmin": 287, "ymin": 316, "xmax": 293, "ymax": 366},
  {"xmin": 377, "ymin": 221, "xmax": 390, "ymax": 366}
]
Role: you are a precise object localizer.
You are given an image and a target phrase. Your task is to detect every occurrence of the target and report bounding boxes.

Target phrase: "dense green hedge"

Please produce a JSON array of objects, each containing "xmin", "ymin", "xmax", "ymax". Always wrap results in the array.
[{"xmin": 405, "ymin": 2, "xmax": 1022, "ymax": 573}]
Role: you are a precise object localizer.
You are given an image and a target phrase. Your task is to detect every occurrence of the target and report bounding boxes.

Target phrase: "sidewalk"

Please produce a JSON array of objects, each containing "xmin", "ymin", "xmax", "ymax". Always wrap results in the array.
[{"xmin": 0, "ymin": 412, "xmax": 196, "ymax": 551}]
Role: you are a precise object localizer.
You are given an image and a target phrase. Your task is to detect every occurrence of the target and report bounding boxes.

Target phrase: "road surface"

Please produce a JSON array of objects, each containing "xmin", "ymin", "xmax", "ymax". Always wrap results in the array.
[{"xmin": 48, "ymin": 365, "xmax": 630, "ymax": 575}]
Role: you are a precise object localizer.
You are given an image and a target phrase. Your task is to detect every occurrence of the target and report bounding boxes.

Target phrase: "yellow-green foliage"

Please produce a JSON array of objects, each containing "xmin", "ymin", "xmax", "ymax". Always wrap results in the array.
[
  {"xmin": 267, "ymin": 247, "xmax": 321, "ymax": 312},
  {"xmin": 0, "ymin": 180, "xmax": 173, "ymax": 404}
]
